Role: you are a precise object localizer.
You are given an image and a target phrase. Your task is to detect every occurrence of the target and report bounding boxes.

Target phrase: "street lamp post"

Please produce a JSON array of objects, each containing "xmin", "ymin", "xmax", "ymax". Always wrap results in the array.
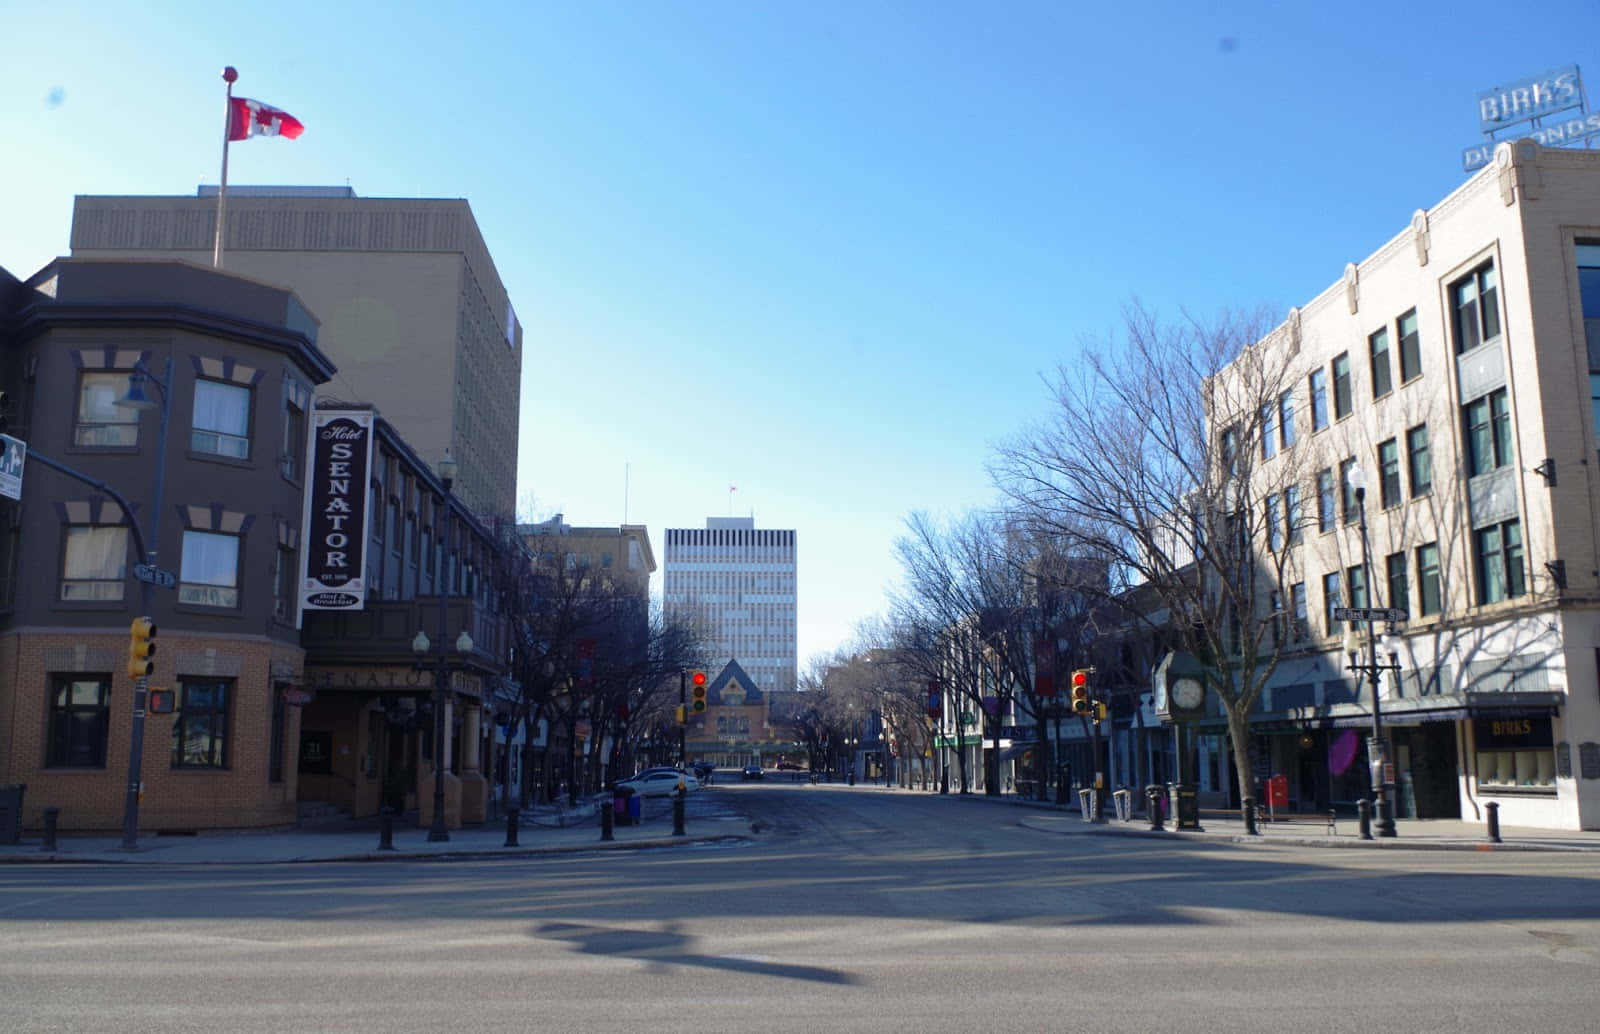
[
  {"xmin": 1344, "ymin": 466, "xmax": 1400, "ymax": 839},
  {"xmin": 114, "ymin": 357, "xmax": 173, "ymax": 852},
  {"xmin": 412, "ymin": 452, "xmax": 464, "ymax": 843}
]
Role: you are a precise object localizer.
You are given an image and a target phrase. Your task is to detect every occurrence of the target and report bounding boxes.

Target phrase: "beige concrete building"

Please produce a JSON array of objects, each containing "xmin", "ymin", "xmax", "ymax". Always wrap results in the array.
[
  {"xmin": 1214, "ymin": 140, "xmax": 1600, "ymax": 830},
  {"xmin": 519, "ymin": 515, "xmax": 656, "ymax": 599},
  {"xmin": 68, "ymin": 187, "xmax": 522, "ymax": 521},
  {"xmin": 663, "ymin": 517, "xmax": 797, "ymax": 695}
]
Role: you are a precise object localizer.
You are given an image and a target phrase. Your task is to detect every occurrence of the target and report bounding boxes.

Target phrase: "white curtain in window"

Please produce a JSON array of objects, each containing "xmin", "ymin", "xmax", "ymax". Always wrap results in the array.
[
  {"xmin": 192, "ymin": 380, "xmax": 249, "ymax": 435},
  {"xmin": 78, "ymin": 373, "xmax": 131, "ymax": 423},
  {"xmin": 181, "ymin": 531, "xmax": 239, "ymax": 587},
  {"xmin": 64, "ymin": 526, "xmax": 128, "ymax": 578}
]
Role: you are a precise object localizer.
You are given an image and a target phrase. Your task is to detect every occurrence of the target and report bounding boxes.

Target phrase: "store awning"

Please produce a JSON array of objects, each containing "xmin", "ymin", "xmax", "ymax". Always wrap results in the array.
[{"xmin": 997, "ymin": 742, "xmax": 1037, "ymax": 763}]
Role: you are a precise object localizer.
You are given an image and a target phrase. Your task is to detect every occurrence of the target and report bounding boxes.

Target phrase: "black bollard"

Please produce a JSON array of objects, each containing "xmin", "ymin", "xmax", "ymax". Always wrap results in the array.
[
  {"xmin": 1485, "ymin": 801, "xmax": 1502, "ymax": 844},
  {"xmin": 504, "ymin": 806, "xmax": 519, "ymax": 847},
  {"xmin": 1357, "ymin": 799, "xmax": 1373, "ymax": 841},
  {"xmin": 378, "ymin": 805, "xmax": 396, "ymax": 851},
  {"xmin": 1243, "ymin": 797, "xmax": 1259, "ymax": 835},
  {"xmin": 600, "ymin": 798, "xmax": 614, "ymax": 841},
  {"xmin": 1147, "ymin": 786, "xmax": 1165, "ymax": 831},
  {"xmin": 41, "ymin": 807, "xmax": 59, "ymax": 852},
  {"xmin": 672, "ymin": 787, "xmax": 686, "ymax": 836}
]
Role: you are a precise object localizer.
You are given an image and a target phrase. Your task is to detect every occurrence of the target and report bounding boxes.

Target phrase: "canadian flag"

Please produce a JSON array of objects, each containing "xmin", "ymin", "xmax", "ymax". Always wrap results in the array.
[{"xmin": 228, "ymin": 97, "xmax": 304, "ymax": 141}]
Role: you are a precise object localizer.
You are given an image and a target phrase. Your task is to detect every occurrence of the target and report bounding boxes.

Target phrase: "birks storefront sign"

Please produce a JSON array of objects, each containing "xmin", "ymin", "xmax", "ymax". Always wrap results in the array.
[{"xmin": 299, "ymin": 409, "xmax": 374, "ymax": 612}]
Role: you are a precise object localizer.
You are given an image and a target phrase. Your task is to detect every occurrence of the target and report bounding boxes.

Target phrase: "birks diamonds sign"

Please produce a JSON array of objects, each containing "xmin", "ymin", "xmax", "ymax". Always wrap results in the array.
[{"xmin": 299, "ymin": 409, "xmax": 374, "ymax": 612}]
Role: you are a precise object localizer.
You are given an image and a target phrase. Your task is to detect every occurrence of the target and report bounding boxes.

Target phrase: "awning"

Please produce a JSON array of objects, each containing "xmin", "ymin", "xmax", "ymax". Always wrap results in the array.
[{"xmin": 997, "ymin": 742, "xmax": 1037, "ymax": 763}]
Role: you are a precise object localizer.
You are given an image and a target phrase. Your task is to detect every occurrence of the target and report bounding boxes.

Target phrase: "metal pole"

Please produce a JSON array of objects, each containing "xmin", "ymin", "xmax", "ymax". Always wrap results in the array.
[
  {"xmin": 1354, "ymin": 485, "xmax": 1397, "ymax": 838},
  {"xmin": 428, "ymin": 473, "xmax": 453, "ymax": 843},
  {"xmin": 120, "ymin": 357, "xmax": 171, "ymax": 852}
]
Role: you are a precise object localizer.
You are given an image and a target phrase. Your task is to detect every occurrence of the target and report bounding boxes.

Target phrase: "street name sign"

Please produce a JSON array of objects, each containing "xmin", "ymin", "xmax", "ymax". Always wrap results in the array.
[
  {"xmin": 1332, "ymin": 606, "xmax": 1409, "ymax": 622},
  {"xmin": 133, "ymin": 563, "xmax": 178, "ymax": 590}
]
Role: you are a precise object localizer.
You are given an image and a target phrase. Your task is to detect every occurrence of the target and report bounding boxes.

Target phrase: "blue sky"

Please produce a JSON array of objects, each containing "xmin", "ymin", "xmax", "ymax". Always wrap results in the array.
[{"xmin": 4, "ymin": 2, "xmax": 1595, "ymax": 670}]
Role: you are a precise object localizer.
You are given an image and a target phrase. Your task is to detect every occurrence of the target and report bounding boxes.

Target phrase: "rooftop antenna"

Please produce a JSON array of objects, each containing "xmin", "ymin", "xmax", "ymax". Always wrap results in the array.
[
  {"xmin": 624, "ymin": 462, "xmax": 630, "ymax": 524},
  {"xmin": 729, "ymin": 483, "xmax": 737, "ymax": 516}
]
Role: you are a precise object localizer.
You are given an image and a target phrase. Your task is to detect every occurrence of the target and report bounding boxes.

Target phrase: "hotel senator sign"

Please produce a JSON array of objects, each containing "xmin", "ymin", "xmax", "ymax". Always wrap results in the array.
[{"xmin": 299, "ymin": 409, "xmax": 374, "ymax": 611}]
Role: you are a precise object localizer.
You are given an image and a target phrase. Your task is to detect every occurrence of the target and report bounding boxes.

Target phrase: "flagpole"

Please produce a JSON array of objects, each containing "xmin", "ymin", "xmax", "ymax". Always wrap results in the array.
[{"xmin": 213, "ymin": 66, "xmax": 238, "ymax": 269}]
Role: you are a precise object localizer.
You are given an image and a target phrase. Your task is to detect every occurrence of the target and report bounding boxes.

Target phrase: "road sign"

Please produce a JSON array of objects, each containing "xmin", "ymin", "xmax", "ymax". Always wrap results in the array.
[
  {"xmin": 0, "ymin": 434, "xmax": 25, "ymax": 501},
  {"xmin": 133, "ymin": 563, "xmax": 178, "ymax": 590},
  {"xmin": 1332, "ymin": 606, "xmax": 1409, "ymax": 622}
]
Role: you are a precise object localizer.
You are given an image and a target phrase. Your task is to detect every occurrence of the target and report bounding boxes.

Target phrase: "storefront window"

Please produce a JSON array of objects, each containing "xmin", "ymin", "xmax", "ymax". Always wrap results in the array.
[{"xmin": 1473, "ymin": 717, "xmax": 1555, "ymax": 791}]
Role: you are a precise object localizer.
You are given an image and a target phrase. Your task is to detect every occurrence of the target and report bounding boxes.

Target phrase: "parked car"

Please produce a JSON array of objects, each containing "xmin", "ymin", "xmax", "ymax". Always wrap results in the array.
[
  {"xmin": 617, "ymin": 770, "xmax": 701, "ymax": 797},
  {"xmin": 742, "ymin": 764, "xmax": 764, "ymax": 781},
  {"xmin": 775, "ymin": 761, "xmax": 803, "ymax": 771}
]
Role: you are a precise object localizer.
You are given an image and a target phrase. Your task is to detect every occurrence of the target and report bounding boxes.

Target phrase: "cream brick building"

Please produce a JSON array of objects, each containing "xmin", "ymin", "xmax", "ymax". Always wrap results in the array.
[
  {"xmin": 68, "ymin": 187, "xmax": 522, "ymax": 521},
  {"xmin": 1216, "ymin": 140, "xmax": 1600, "ymax": 831}
]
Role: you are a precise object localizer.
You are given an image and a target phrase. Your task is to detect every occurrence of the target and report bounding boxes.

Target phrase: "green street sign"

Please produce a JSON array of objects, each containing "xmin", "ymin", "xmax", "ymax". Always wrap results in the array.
[{"xmin": 960, "ymin": 711, "xmax": 976, "ymax": 727}]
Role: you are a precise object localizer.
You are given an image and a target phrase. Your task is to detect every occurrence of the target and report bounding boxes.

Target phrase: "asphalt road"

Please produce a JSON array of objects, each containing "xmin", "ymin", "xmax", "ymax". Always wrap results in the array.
[{"xmin": 4, "ymin": 784, "xmax": 1600, "ymax": 1033}]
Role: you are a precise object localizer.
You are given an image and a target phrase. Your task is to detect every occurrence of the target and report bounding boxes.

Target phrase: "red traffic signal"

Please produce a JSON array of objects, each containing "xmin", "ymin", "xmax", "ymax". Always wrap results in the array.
[
  {"xmin": 691, "ymin": 670, "xmax": 707, "ymax": 688},
  {"xmin": 147, "ymin": 688, "xmax": 175, "ymax": 714},
  {"xmin": 1070, "ymin": 669, "xmax": 1092, "ymax": 713},
  {"xmin": 690, "ymin": 670, "xmax": 708, "ymax": 712}
]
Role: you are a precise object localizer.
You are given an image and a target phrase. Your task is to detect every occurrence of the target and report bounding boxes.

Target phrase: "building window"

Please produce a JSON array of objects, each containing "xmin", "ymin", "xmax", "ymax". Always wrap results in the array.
[
  {"xmin": 74, "ymin": 371, "xmax": 139, "ymax": 447},
  {"xmin": 1339, "ymin": 457, "xmax": 1358, "ymax": 525},
  {"xmin": 1417, "ymin": 543, "xmax": 1442, "ymax": 617},
  {"xmin": 1278, "ymin": 390, "xmax": 1295, "ymax": 448},
  {"xmin": 47, "ymin": 675, "xmax": 110, "ymax": 768},
  {"xmin": 1290, "ymin": 582, "xmax": 1307, "ymax": 641},
  {"xmin": 1407, "ymin": 424, "xmax": 1432, "ymax": 497},
  {"xmin": 274, "ymin": 544, "xmax": 296, "ymax": 623},
  {"xmin": 1578, "ymin": 244, "xmax": 1600, "ymax": 438},
  {"xmin": 1317, "ymin": 469, "xmax": 1335, "ymax": 532},
  {"xmin": 173, "ymin": 679, "xmax": 230, "ymax": 769},
  {"xmin": 1475, "ymin": 519, "xmax": 1525, "ymax": 605},
  {"xmin": 1309, "ymin": 369, "xmax": 1328, "ymax": 431},
  {"xmin": 192, "ymin": 379, "xmax": 251, "ymax": 459},
  {"xmin": 1378, "ymin": 438, "xmax": 1401, "ymax": 509},
  {"xmin": 280, "ymin": 396, "xmax": 306, "ymax": 481},
  {"xmin": 1219, "ymin": 426, "xmax": 1238, "ymax": 476},
  {"xmin": 1386, "ymin": 552, "xmax": 1409, "ymax": 619},
  {"xmin": 1451, "ymin": 260, "xmax": 1501, "ymax": 354},
  {"xmin": 60, "ymin": 524, "xmax": 128, "ymax": 601},
  {"xmin": 269, "ymin": 688, "xmax": 286, "ymax": 783},
  {"xmin": 1323, "ymin": 571, "xmax": 1342, "ymax": 635},
  {"xmin": 179, "ymin": 530, "xmax": 240, "ymax": 608},
  {"xmin": 1347, "ymin": 563, "xmax": 1368, "ymax": 609},
  {"xmin": 1474, "ymin": 717, "xmax": 1555, "ymax": 790},
  {"xmin": 1266, "ymin": 494, "xmax": 1283, "ymax": 552},
  {"xmin": 1260, "ymin": 403, "xmax": 1277, "ymax": 460},
  {"xmin": 1398, "ymin": 308, "xmax": 1422, "ymax": 383},
  {"xmin": 1331, "ymin": 353, "xmax": 1352, "ymax": 420},
  {"xmin": 1464, "ymin": 388, "xmax": 1512, "ymax": 477},
  {"xmin": 1284, "ymin": 485, "xmax": 1302, "ymax": 544},
  {"xmin": 1369, "ymin": 326, "xmax": 1393, "ymax": 399}
]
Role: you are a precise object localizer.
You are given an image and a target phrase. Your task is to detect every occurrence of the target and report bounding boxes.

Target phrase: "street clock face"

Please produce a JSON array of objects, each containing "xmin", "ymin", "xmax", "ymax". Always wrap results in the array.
[{"xmin": 1171, "ymin": 677, "xmax": 1204, "ymax": 711}]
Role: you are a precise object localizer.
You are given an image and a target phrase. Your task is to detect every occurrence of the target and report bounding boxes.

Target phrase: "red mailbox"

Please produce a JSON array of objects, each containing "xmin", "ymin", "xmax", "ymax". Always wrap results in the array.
[{"xmin": 1267, "ymin": 773, "xmax": 1290, "ymax": 810}]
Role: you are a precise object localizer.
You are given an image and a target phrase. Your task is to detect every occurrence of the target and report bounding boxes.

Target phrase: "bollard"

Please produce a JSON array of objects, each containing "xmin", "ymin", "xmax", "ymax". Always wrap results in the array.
[
  {"xmin": 1485, "ymin": 801, "xmax": 1502, "ymax": 844},
  {"xmin": 377, "ymin": 805, "xmax": 396, "ymax": 851},
  {"xmin": 41, "ymin": 807, "xmax": 59, "ymax": 852},
  {"xmin": 600, "ymin": 797, "xmax": 614, "ymax": 841},
  {"xmin": 1357, "ymin": 799, "xmax": 1373, "ymax": 841},
  {"xmin": 504, "ymin": 806, "xmax": 519, "ymax": 847},
  {"xmin": 1243, "ymin": 796, "xmax": 1259, "ymax": 836},
  {"xmin": 1147, "ymin": 786, "xmax": 1165, "ymax": 831},
  {"xmin": 672, "ymin": 788, "xmax": 686, "ymax": 836}
]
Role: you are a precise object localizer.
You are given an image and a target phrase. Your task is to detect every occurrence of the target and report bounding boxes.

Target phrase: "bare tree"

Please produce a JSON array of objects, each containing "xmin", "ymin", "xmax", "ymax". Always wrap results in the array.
[{"xmin": 992, "ymin": 303, "xmax": 1318, "ymax": 815}]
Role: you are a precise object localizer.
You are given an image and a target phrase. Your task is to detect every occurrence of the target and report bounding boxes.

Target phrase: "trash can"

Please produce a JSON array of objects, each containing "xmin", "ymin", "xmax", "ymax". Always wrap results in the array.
[
  {"xmin": 628, "ymin": 794, "xmax": 642, "ymax": 823},
  {"xmin": 613, "ymin": 786, "xmax": 636, "ymax": 826},
  {"xmin": 0, "ymin": 784, "xmax": 24, "ymax": 844}
]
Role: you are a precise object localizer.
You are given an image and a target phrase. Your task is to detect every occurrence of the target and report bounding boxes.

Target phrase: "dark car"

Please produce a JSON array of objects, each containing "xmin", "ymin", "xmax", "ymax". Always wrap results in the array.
[
  {"xmin": 742, "ymin": 764, "xmax": 764, "ymax": 780},
  {"xmin": 691, "ymin": 762, "xmax": 715, "ymax": 783}
]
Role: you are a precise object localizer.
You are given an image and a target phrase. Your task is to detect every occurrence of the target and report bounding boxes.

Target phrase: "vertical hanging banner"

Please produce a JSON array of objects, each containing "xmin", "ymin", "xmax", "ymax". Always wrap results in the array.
[{"xmin": 300, "ymin": 408, "xmax": 374, "ymax": 611}]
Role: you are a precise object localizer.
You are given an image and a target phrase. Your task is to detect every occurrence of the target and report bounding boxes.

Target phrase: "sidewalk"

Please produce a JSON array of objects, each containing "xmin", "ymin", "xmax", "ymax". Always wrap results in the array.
[
  {"xmin": 961, "ymin": 790, "xmax": 1600, "ymax": 852},
  {"xmin": 0, "ymin": 796, "xmax": 752, "ymax": 865}
]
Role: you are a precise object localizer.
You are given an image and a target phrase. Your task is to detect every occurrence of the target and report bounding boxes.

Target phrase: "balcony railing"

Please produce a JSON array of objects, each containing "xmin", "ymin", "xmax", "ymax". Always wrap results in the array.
[{"xmin": 301, "ymin": 595, "xmax": 507, "ymax": 674}]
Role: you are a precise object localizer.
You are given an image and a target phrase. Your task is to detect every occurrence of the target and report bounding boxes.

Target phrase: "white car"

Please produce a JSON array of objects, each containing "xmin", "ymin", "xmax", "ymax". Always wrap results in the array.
[{"xmin": 617, "ymin": 770, "xmax": 700, "ymax": 797}]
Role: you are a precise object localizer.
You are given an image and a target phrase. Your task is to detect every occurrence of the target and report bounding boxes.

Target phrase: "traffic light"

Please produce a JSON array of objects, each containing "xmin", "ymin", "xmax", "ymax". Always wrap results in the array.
[
  {"xmin": 674, "ymin": 704, "xmax": 687, "ymax": 725},
  {"xmin": 1070, "ymin": 669, "xmax": 1092, "ymax": 714},
  {"xmin": 147, "ymin": 688, "xmax": 175, "ymax": 714},
  {"xmin": 1093, "ymin": 700, "xmax": 1109, "ymax": 723},
  {"xmin": 128, "ymin": 616, "xmax": 157, "ymax": 680},
  {"xmin": 0, "ymin": 390, "xmax": 8, "ymax": 433},
  {"xmin": 690, "ymin": 670, "xmax": 708, "ymax": 712}
]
